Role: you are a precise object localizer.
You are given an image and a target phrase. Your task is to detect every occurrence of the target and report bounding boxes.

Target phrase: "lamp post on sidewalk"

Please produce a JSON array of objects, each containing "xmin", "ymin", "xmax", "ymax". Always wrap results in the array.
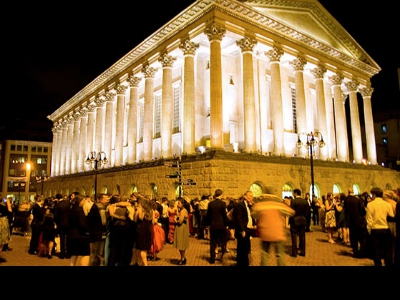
[
  {"xmin": 85, "ymin": 151, "xmax": 108, "ymax": 197},
  {"xmin": 15, "ymin": 181, "xmax": 26, "ymax": 204},
  {"xmin": 296, "ymin": 131, "xmax": 325, "ymax": 199},
  {"xmin": 35, "ymin": 170, "xmax": 49, "ymax": 195}
]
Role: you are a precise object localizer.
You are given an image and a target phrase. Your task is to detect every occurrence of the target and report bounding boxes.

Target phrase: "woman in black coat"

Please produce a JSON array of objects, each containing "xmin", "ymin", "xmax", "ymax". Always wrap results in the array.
[{"xmin": 67, "ymin": 195, "xmax": 90, "ymax": 266}]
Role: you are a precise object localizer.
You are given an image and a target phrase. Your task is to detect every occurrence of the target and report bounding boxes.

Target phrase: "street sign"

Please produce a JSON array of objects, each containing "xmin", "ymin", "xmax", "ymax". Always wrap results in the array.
[
  {"xmin": 164, "ymin": 162, "xmax": 179, "ymax": 167},
  {"xmin": 182, "ymin": 179, "xmax": 196, "ymax": 185}
]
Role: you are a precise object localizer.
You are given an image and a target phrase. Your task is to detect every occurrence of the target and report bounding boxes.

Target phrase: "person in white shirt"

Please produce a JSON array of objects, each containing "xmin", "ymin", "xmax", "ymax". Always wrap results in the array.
[{"xmin": 366, "ymin": 187, "xmax": 395, "ymax": 266}]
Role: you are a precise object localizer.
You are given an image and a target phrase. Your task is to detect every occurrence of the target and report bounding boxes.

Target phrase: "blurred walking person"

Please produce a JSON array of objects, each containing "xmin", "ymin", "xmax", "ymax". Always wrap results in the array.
[{"xmin": 251, "ymin": 189, "xmax": 295, "ymax": 266}]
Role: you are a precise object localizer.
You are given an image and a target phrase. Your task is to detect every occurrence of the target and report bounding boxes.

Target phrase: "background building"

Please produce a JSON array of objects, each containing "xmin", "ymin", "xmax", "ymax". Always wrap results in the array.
[{"xmin": 0, "ymin": 140, "xmax": 52, "ymax": 203}]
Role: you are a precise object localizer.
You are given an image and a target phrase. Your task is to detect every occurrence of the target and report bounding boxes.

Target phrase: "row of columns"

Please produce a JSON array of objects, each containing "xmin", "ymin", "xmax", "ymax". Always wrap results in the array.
[{"xmin": 51, "ymin": 21, "xmax": 377, "ymax": 177}]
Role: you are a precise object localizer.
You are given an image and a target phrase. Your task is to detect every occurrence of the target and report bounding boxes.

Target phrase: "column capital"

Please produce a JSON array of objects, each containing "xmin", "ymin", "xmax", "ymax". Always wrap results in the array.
[
  {"xmin": 128, "ymin": 75, "xmax": 142, "ymax": 87},
  {"xmin": 205, "ymin": 22, "xmax": 226, "ymax": 42},
  {"xmin": 141, "ymin": 63, "xmax": 157, "ymax": 78},
  {"xmin": 311, "ymin": 65, "xmax": 327, "ymax": 79},
  {"xmin": 73, "ymin": 109, "xmax": 81, "ymax": 121},
  {"xmin": 329, "ymin": 73, "xmax": 344, "ymax": 86},
  {"xmin": 67, "ymin": 113, "xmax": 74, "ymax": 124},
  {"xmin": 289, "ymin": 56, "xmax": 307, "ymax": 71},
  {"xmin": 95, "ymin": 95, "xmax": 106, "ymax": 107},
  {"xmin": 105, "ymin": 91, "xmax": 116, "ymax": 102},
  {"xmin": 236, "ymin": 36, "xmax": 257, "ymax": 53},
  {"xmin": 116, "ymin": 83, "xmax": 128, "ymax": 95},
  {"xmin": 345, "ymin": 80, "xmax": 359, "ymax": 93},
  {"xmin": 179, "ymin": 38, "xmax": 199, "ymax": 56},
  {"xmin": 265, "ymin": 45, "xmax": 284, "ymax": 63},
  {"xmin": 79, "ymin": 106, "xmax": 88, "ymax": 116},
  {"xmin": 359, "ymin": 86, "xmax": 374, "ymax": 97},
  {"xmin": 158, "ymin": 52, "xmax": 177, "ymax": 68}
]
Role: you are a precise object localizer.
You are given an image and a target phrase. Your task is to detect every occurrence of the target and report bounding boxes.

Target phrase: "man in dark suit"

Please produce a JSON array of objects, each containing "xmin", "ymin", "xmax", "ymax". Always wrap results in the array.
[
  {"xmin": 206, "ymin": 188, "xmax": 229, "ymax": 264},
  {"xmin": 344, "ymin": 188, "xmax": 368, "ymax": 258},
  {"xmin": 289, "ymin": 188, "xmax": 310, "ymax": 257},
  {"xmin": 54, "ymin": 193, "xmax": 71, "ymax": 259},
  {"xmin": 28, "ymin": 195, "xmax": 47, "ymax": 255},
  {"xmin": 233, "ymin": 190, "xmax": 255, "ymax": 266}
]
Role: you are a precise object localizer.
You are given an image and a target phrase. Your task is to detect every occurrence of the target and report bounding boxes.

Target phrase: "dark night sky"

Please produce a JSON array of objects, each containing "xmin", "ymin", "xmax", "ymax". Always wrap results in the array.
[{"xmin": 4, "ymin": 0, "xmax": 399, "ymax": 141}]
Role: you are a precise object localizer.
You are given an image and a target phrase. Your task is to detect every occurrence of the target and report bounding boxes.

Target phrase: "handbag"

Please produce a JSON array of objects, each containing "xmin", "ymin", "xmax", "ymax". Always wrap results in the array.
[{"xmin": 227, "ymin": 208, "xmax": 234, "ymax": 221}]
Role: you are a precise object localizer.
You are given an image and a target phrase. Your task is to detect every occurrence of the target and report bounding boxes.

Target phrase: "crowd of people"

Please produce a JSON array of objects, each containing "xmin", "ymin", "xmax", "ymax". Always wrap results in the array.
[{"xmin": 0, "ymin": 185, "xmax": 399, "ymax": 267}]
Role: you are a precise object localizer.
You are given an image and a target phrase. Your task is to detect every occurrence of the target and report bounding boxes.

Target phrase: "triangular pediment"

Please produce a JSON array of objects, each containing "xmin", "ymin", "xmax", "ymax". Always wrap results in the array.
[{"xmin": 241, "ymin": 0, "xmax": 379, "ymax": 69}]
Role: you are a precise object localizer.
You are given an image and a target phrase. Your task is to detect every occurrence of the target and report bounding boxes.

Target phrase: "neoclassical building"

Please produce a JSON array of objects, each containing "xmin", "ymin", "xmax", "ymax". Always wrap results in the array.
[{"xmin": 46, "ymin": 0, "xmax": 399, "ymax": 199}]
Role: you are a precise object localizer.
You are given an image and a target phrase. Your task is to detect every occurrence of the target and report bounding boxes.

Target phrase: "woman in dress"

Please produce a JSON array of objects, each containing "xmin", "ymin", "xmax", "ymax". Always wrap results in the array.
[
  {"xmin": 167, "ymin": 200, "xmax": 178, "ymax": 244},
  {"xmin": 67, "ymin": 195, "xmax": 91, "ymax": 266},
  {"xmin": 0, "ymin": 196, "xmax": 12, "ymax": 263},
  {"xmin": 40, "ymin": 213, "xmax": 57, "ymax": 259},
  {"xmin": 336, "ymin": 193, "xmax": 349, "ymax": 245},
  {"xmin": 133, "ymin": 195, "xmax": 154, "ymax": 266},
  {"xmin": 148, "ymin": 201, "xmax": 165, "ymax": 261},
  {"xmin": 173, "ymin": 197, "xmax": 189, "ymax": 265},
  {"xmin": 325, "ymin": 192, "xmax": 337, "ymax": 244}
]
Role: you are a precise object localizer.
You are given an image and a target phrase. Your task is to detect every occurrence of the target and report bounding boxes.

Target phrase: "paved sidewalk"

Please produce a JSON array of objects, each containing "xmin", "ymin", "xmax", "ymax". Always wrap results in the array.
[{"xmin": 0, "ymin": 225, "xmax": 374, "ymax": 266}]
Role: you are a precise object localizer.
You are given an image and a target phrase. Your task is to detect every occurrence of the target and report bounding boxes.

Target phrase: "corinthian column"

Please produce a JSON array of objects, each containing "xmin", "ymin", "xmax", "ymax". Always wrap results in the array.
[
  {"xmin": 310, "ymin": 65, "xmax": 328, "ymax": 160},
  {"xmin": 51, "ymin": 124, "xmax": 62, "ymax": 177},
  {"xmin": 94, "ymin": 95, "xmax": 106, "ymax": 157},
  {"xmin": 59, "ymin": 118, "xmax": 68, "ymax": 176},
  {"xmin": 237, "ymin": 35, "xmax": 257, "ymax": 153},
  {"xmin": 115, "ymin": 83, "xmax": 128, "ymax": 166},
  {"xmin": 78, "ymin": 105, "xmax": 89, "ymax": 172},
  {"xmin": 86, "ymin": 103, "xmax": 96, "ymax": 162},
  {"xmin": 329, "ymin": 73, "xmax": 348, "ymax": 162},
  {"xmin": 104, "ymin": 91, "xmax": 115, "ymax": 166},
  {"xmin": 205, "ymin": 22, "xmax": 226, "ymax": 149},
  {"xmin": 265, "ymin": 45, "xmax": 284, "ymax": 156},
  {"xmin": 179, "ymin": 38, "xmax": 199, "ymax": 155},
  {"xmin": 159, "ymin": 52, "xmax": 176, "ymax": 158},
  {"xmin": 141, "ymin": 63, "xmax": 157, "ymax": 161},
  {"xmin": 359, "ymin": 86, "xmax": 377, "ymax": 165},
  {"xmin": 345, "ymin": 80, "xmax": 363, "ymax": 163},
  {"xmin": 127, "ymin": 75, "xmax": 141, "ymax": 164},
  {"xmin": 71, "ymin": 110, "xmax": 81, "ymax": 174},
  {"xmin": 65, "ymin": 114, "xmax": 74, "ymax": 175}
]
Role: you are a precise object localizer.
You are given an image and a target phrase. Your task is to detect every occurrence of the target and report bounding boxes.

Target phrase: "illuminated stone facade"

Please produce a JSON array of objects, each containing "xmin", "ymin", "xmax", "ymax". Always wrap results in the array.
[{"xmin": 46, "ymin": 0, "xmax": 399, "ymax": 199}]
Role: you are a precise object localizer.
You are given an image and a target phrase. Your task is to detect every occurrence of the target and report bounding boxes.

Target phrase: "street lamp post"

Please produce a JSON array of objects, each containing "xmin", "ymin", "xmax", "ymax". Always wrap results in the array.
[
  {"xmin": 85, "ymin": 151, "xmax": 108, "ymax": 197},
  {"xmin": 25, "ymin": 162, "xmax": 31, "ymax": 202},
  {"xmin": 35, "ymin": 170, "xmax": 49, "ymax": 195},
  {"xmin": 296, "ymin": 131, "xmax": 325, "ymax": 200},
  {"xmin": 17, "ymin": 182, "xmax": 26, "ymax": 204}
]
